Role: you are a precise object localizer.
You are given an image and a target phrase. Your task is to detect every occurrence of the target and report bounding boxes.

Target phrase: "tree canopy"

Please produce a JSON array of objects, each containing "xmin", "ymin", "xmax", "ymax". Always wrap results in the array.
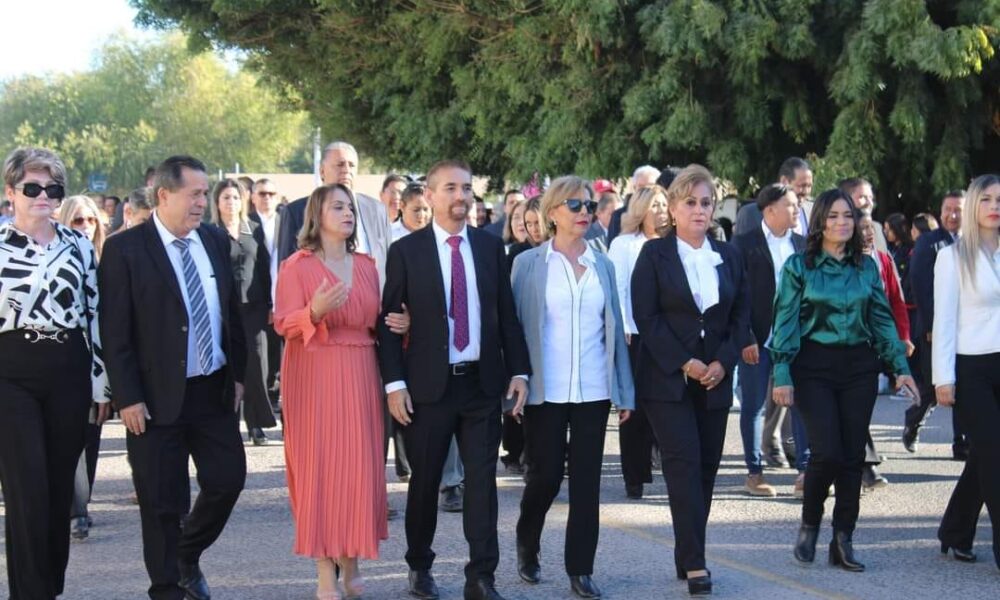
[
  {"xmin": 131, "ymin": 1, "xmax": 1000, "ymax": 212},
  {"xmin": 0, "ymin": 33, "xmax": 312, "ymax": 195}
]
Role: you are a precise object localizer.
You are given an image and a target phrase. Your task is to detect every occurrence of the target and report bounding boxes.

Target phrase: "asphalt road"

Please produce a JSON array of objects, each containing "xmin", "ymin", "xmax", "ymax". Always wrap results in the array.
[{"xmin": 2, "ymin": 395, "xmax": 997, "ymax": 599}]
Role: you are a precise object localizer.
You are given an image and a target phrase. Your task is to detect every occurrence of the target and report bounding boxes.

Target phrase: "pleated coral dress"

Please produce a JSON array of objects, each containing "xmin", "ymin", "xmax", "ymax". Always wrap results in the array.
[{"xmin": 274, "ymin": 250, "xmax": 388, "ymax": 559}]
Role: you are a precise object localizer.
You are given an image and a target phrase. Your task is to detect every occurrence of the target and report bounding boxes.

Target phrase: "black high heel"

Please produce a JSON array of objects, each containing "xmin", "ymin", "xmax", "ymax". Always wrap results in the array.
[
  {"xmin": 794, "ymin": 524, "xmax": 819, "ymax": 564},
  {"xmin": 686, "ymin": 570, "xmax": 712, "ymax": 596},
  {"xmin": 829, "ymin": 530, "xmax": 865, "ymax": 572},
  {"xmin": 940, "ymin": 543, "xmax": 977, "ymax": 563}
]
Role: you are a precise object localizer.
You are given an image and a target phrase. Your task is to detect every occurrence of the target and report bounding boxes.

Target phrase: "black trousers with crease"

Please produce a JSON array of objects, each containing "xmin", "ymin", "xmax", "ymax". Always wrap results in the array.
[{"xmin": 619, "ymin": 335, "xmax": 654, "ymax": 486}]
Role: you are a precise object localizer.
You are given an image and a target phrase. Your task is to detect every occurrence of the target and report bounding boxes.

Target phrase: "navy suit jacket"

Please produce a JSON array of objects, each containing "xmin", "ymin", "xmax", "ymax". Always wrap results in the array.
[
  {"xmin": 731, "ymin": 227, "xmax": 805, "ymax": 346},
  {"xmin": 909, "ymin": 227, "xmax": 955, "ymax": 338}
]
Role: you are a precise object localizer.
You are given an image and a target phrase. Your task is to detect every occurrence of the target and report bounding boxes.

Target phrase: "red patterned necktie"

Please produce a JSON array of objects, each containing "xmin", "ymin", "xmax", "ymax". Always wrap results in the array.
[{"xmin": 446, "ymin": 235, "xmax": 469, "ymax": 351}]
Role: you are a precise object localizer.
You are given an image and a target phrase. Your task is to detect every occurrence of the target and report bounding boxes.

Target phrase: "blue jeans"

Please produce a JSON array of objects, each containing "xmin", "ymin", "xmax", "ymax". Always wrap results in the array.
[{"xmin": 738, "ymin": 348, "xmax": 810, "ymax": 474}]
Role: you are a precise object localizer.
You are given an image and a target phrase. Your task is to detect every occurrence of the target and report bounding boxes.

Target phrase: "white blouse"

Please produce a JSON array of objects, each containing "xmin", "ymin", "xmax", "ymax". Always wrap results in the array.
[
  {"xmin": 677, "ymin": 237, "xmax": 723, "ymax": 314},
  {"xmin": 606, "ymin": 231, "xmax": 650, "ymax": 335},
  {"xmin": 931, "ymin": 245, "xmax": 1000, "ymax": 386},
  {"xmin": 542, "ymin": 244, "xmax": 608, "ymax": 403}
]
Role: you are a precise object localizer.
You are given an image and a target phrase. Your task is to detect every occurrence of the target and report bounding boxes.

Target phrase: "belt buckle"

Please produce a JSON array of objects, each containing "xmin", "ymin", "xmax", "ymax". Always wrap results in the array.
[
  {"xmin": 451, "ymin": 362, "xmax": 467, "ymax": 376},
  {"xmin": 23, "ymin": 329, "xmax": 67, "ymax": 344}
]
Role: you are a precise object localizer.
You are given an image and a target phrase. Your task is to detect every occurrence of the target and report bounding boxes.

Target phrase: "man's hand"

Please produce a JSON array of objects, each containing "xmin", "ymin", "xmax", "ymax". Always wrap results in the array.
[
  {"xmin": 384, "ymin": 303, "xmax": 411, "ymax": 335},
  {"xmin": 506, "ymin": 378, "xmax": 529, "ymax": 423},
  {"xmin": 936, "ymin": 384, "xmax": 956, "ymax": 407},
  {"xmin": 234, "ymin": 381, "xmax": 245, "ymax": 412},
  {"xmin": 699, "ymin": 361, "xmax": 726, "ymax": 390},
  {"xmin": 388, "ymin": 389, "xmax": 414, "ymax": 425},
  {"xmin": 773, "ymin": 385, "xmax": 794, "ymax": 407},
  {"xmin": 742, "ymin": 344, "xmax": 759, "ymax": 365},
  {"xmin": 120, "ymin": 403, "xmax": 148, "ymax": 436},
  {"xmin": 95, "ymin": 402, "xmax": 112, "ymax": 426},
  {"xmin": 618, "ymin": 409, "xmax": 632, "ymax": 425}
]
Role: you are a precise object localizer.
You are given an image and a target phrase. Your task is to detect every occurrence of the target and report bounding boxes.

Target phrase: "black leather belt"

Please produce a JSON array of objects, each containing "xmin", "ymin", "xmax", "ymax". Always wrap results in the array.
[{"xmin": 449, "ymin": 361, "xmax": 479, "ymax": 376}]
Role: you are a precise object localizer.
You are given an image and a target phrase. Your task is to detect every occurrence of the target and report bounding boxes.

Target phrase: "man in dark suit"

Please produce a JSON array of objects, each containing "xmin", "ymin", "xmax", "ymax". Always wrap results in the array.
[
  {"xmin": 99, "ymin": 156, "xmax": 247, "ymax": 600},
  {"xmin": 379, "ymin": 160, "xmax": 531, "ymax": 600},
  {"xmin": 905, "ymin": 191, "xmax": 968, "ymax": 458},
  {"xmin": 732, "ymin": 183, "xmax": 808, "ymax": 497},
  {"xmin": 584, "ymin": 187, "xmax": 621, "ymax": 250}
]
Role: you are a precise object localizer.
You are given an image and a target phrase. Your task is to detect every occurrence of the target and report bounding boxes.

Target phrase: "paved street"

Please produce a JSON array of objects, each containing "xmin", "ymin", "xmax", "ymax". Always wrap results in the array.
[{"xmin": 2, "ymin": 395, "xmax": 997, "ymax": 599}]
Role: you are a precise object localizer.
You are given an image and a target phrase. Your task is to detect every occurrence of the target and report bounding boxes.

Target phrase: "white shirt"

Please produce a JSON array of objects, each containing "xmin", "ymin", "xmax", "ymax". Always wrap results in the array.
[
  {"xmin": 676, "ymin": 237, "xmax": 723, "ymax": 315},
  {"xmin": 257, "ymin": 212, "xmax": 279, "ymax": 303},
  {"xmin": 762, "ymin": 220, "xmax": 796, "ymax": 289},
  {"xmin": 354, "ymin": 198, "xmax": 371, "ymax": 255},
  {"xmin": 152, "ymin": 211, "xmax": 226, "ymax": 377},
  {"xmin": 793, "ymin": 199, "xmax": 813, "ymax": 236},
  {"xmin": 932, "ymin": 244, "xmax": 1000, "ymax": 386},
  {"xmin": 542, "ymin": 244, "xmax": 608, "ymax": 403},
  {"xmin": 606, "ymin": 231, "xmax": 650, "ymax": 335},
  {"xmin": 390, "ymin": 220, "xmax": 411, "ymax": 243}
]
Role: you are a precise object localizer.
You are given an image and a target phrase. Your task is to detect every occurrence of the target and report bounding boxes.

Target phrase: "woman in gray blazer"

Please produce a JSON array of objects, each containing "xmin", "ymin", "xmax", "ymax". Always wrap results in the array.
[{"xmin": 509, "ymin": 175, "xmax": 635, "ymax": 600}]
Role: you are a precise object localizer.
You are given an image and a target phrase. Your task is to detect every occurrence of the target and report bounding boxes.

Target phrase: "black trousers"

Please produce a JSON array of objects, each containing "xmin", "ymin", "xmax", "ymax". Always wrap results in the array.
[
  {"xmin": 0, "ymin": 330, "xmax": 91, "ymax": 600},
  {"xmin": 516, "ymin": 400, "xmax": 611, "ymax": 576},
  {"xmin": 793, "ymin": 342, "xmax": 879, "ymax": 533},
  {"xmin": 905, "ymin": 336, "xmax": 967, "ymax": 449},
  {"xmin": 403, "ymin": 369, "xmax": 502, "ymax": 584},
  {"xmin": 70, "ymin": 422, "xmax": 103, "ymax": 520},
  {"xmin": 938, "ymin": 353, "xmax": 1000, "ymax": 567},
  {"xmin": 620, "ymin": 335, "xmax": 654, "ymax": 486},
  {"xmin": 264, "ymin": 322, "xmax": 282, "ymax": 405},
  {"xmin": 127, "ymin": 369, "xmax": 247, "ymax": 600},
  {"xmin": 240, "ymin": 303, "xmax": 276, "ymax": 430},
  {"xmin": 643, "ymin": 385, "xmax": 728, "ymax": 573}
]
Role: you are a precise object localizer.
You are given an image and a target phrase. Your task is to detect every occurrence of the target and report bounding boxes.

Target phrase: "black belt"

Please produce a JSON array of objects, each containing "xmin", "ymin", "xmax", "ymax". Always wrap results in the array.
[{"xmin": 449, "ymin": 361, "xmax": 479, "ymax": 376}]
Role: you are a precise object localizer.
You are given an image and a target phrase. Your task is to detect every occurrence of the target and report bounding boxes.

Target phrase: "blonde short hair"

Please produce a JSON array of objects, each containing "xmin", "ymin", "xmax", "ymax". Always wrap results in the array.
[
  {"xmin": 621, "ymin": 185, "xmax": 669, "ymax": 235},
  {"xmin": 665, "ymin": 164, "xmax": 716, "ymax": 211},
  {"xmin": 539, "ymin": 175, "xmax": 592, "ymax": 234}
]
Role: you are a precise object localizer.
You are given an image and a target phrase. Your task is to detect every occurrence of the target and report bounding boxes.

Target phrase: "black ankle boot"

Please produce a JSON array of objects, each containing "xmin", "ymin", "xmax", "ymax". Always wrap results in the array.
[
  {"xmin": 829, "ymin": 530, "xmax": 865, "ymax": 572},
  {"xmin": 794, "ymin": 524, "xmax": 819, "ymax": 564}
]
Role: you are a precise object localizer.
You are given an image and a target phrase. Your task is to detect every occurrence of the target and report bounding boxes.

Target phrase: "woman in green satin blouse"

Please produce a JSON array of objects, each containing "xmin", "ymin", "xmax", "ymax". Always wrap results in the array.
[{"xmin": 768, "ymin": 188, "xmax": 919, "ymax": 572}]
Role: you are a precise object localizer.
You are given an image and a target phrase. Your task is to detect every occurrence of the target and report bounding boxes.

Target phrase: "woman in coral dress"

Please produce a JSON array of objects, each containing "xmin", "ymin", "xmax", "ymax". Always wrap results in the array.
[{"xmin": 275, "ymin": 183, "xmax": 388, "ymax": 599}]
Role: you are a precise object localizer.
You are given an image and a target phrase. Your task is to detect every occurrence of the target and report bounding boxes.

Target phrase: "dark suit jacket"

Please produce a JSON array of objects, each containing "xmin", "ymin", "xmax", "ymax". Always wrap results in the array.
[
  {"xmin": 378, "ymin": 225, "xmax": 531, "ymax": 404},
  {"xmin": 630, "ymin": 233, "xmax": 750, "ymax": 409},
  {"xmin": 228, "ymin": 220, "xmax": 271, "ymax": 309},
  {"xmin": 910, "ymin": 227, "xmax": 955, "ymax": 337},
  {"xmin": 732, "ymin": 226, "xmax": 805, "ymax": 346},
  {"xmin": 98, "ymin": 218, "xmax": 247, "ymax": 424}
]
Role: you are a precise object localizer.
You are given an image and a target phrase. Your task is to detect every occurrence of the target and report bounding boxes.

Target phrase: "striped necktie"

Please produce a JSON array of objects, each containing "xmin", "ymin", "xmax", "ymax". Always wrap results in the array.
[{"xmin": 172, "ymin": 238, "xmax": 214, "ymax": 375}]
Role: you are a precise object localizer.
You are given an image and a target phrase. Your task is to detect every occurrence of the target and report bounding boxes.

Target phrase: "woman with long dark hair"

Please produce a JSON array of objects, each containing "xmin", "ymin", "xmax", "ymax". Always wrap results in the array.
[{"xmin": 770, "ymin": 189, "xmax": 918, "ymax": 572}]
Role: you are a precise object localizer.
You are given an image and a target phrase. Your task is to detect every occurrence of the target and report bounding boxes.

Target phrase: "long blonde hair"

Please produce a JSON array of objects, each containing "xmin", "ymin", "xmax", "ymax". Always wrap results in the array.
[
  {"xmin": 58, "ymin": 195, "xmax": 106, "ymax": 260},
  {"xmin": 621, "ymin": 185, "xmax": 669, "ymax": 235},
  {"xmin": 956, "ymin": 174, "xmax": 1000, "ymax": 288}
]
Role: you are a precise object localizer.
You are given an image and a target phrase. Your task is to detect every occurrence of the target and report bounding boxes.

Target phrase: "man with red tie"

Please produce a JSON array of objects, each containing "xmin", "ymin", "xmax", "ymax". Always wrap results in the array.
[{"xmin": 379, "ymin": 160, "xmax": 531, "ymax": 600}]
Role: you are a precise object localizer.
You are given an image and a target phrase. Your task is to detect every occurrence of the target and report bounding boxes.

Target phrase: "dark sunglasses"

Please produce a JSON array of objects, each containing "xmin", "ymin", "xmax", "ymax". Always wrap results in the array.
[
  {"xmin": 72, "ymin": 216, "xmax": 99, "ymax": 226},
  {"xmin": 15, "ymin": 182, "xmax": 65, "ymax": 200},
  {"xmin": 563, "ymin": 198, "xmax": 598, "ymax": 214}
]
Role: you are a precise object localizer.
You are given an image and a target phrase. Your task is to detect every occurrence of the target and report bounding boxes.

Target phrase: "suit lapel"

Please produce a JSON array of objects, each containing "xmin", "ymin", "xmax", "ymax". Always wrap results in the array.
[
  {"xmin": 662, "ymin": 235, "xmax": 699, "ymax": 313},
  {"xmin": 469, "ymin": 227, "xmax": 489, "ymax": 315},
  {"xmin": 709, "ymin": 237, "xmax": 733, "ymax": 311},
  {"xmin": 197, "ymin": 226, "xmax": 229, "ymax": 306},
  {"xmin": 142, "ymin": 218, "xmax": 184, "ymax": 305},
  {"xmin": 419, "ymin": 227, "xmax": 448, "ymax": 315},
  {"xmin": 533, "ymin": 244, "xmax": 548, "ymax": 343}
]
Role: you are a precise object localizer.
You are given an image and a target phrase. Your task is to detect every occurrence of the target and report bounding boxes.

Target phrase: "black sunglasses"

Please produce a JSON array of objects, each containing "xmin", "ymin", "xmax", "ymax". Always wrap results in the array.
[
  {"xmin": 15, "ymin": 182, "xmax": 65, "ymax": 200},
  {"xmin": 563, "ymin": 198, "xmax": 598, "ymax": 214}
]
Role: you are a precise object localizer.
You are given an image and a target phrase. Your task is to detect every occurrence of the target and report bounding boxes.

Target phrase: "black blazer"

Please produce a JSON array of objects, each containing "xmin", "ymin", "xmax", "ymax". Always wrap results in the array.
[
  {"xmin": 228, "ymin": 220, "xmax": 271, "ymax": 309},
  {"xmin": 731, "ymin": 227, "xmax": 805, "ymax": 346},
  {"xmin": 630, "ymin": 233, "xmax": 750, "ymax": 409},
  {"xmin": 277, "ymin": 196, "xmax": 307, "ymax": 265},
  {"xmin": 378, "ymin": 225, "xmax": 531, "ymax": 404},
  {"xmin": 910, "ymin": 227, "xmax": 954, "ymax": 337},
  {"xmin": 98, "ymin": 218, "xmax": 247, "ymax": 424}
]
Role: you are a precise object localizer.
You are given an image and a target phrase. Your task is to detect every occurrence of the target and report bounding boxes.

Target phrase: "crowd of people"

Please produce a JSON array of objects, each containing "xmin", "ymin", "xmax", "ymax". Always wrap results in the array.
[{"xmin": 0, "ymin": 142, "xmax": 998, "ymax": 600}]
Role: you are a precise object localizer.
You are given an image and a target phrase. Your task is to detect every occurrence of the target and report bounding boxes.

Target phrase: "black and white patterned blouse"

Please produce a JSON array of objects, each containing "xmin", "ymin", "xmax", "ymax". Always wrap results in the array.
[{"xmin": 0, "ymin": 220, "xmax": 110, "ymax": 402}]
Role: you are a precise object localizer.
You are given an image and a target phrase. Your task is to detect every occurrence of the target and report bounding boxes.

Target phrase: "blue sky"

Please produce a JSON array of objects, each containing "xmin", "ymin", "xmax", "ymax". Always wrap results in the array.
[{"xmin": 0, "ymin": 0, "xmax": 154, "ymax": 80}]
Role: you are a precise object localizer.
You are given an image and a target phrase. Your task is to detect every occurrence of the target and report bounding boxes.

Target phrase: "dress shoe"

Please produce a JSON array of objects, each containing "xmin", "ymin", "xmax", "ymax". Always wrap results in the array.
[
  {"xmin": 828, "ymin": 530, "xmax": 865, "ymax": 572},
  {"xmin": 464, "ymin": 579, "xmax": 505, "ymax": 600},
  {"xmin": 516, "ymin": 544, "xmax": 541, "ymax": 584},
  {"xmin": 504, "ymin": 462, "xmax": 525, "ymax": 475},
  {"xmin": 861, "ymin": 465, "xmax": 889, "ymax": 490},
  {"xmin": 71, "ymin": 516, "xmax": 90, "ymax": 541},
  {"xmin": 398, "ymin": 473, "xmax": 411, "ymax": 483},
  {"xmin": 249, "ymin": 427, "xmax": 268, "ymax": 446},
  {"xmin": 745, "ymin": 473, "xmax": 777, "ymax": 497},
  {"xmin": 940, "ymin": 543, "xmax": 977, "ymax": 563},
  {"xmin": 686, "ymin": 571, "xmax": 712, "ymax": 596},
  {"xmin": 764, "ymin": 450, "xmax": 790, "ymax": 469},
  {"xmin": 901, "ymin": 426, "xmax": 919, "ymax": 453},
  {"xmin": 569, "ymin": 575, "xmax": 601, "ymax": 598},
  {"xmin": 178, "ymin": 562, "xmax": 211, "ymax": 600},
  {"xmin": 408, "ymin": 570, "xmax": 439, "ymax": 599},
  {"xmin": 440, "ymin": 485, "xmax": 464, "ymax": 512},
  {"xmin": 794, "ymin": 524, "xmax": 819, "ymax": 564},
  {"xmin": 625, "ymin": 483, "xmax": 643, "ymax": 499},
  {"xmin": 387, "ymin": 506, "xmax": 399, "ymax": 520}
]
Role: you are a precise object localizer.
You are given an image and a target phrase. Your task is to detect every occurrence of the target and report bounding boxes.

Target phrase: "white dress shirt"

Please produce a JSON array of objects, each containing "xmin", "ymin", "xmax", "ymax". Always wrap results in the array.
[
  {"xmin": 677, "ymin": 237, "xmax": 723, "ymax": 315},
  {"xmin": 932, "ymin": 244, "xmax": 1000, "ymax": 386},
  {"xmin": 258, "ymin": 212, "xmax": 279, "ymax": 303},
  {"xmin": 606, "ymin": 231, "xmax": 650, "ymax": 335},
  {"xmin": 354, "ymin": 198, "xmax": 371, "ymax": 255},
  {"xmin": 542, "ymin": 244, "xmax": 608, "ymax": 403},
  {"xmin": 762, "ymin": 220, "xmax": 797, "ymax": 289},
  {"xmin": 390, "ymin": 220, "xmax": 411, "ymax": 243},
  {"xmin": 152, "ymin": 211, "xmax": 226, "ymax": 377}
]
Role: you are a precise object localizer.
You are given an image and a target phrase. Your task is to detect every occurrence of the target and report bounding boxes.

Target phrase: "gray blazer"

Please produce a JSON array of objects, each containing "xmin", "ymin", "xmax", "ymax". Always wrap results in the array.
[{"xmin": 510, "ymin": 241, "xmax": 635, "ymax": 412}]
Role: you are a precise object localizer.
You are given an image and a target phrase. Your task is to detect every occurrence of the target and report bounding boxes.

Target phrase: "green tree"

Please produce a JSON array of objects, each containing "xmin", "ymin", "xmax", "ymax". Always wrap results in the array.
[
  {"xmin": 0, "ymin": 32, "xmax": 312, "ymax": 194},
  {"xmin": 129, "ymin": 0, "xmax": 1000, "ymax": 213}
]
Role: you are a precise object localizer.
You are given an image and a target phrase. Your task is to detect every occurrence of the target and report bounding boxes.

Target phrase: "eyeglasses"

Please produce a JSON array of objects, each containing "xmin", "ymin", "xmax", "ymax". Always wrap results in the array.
[
  {"xmin": 563, "ymin": 198, "xmax": 598, "ymax": 214},
  {"xmin": 14, "ymin": 182, "xmax": 65, "ymax": 200},
  {"xmin": 72, "ymin": 216, "xmax": 99, "ymax": 226}
]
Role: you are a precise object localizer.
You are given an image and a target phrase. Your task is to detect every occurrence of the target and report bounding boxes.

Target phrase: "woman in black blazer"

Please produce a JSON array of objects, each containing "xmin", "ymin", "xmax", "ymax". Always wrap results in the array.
[
  {"xmin": 631, "ymin": 164, "xmax": 750, "ymax": 596},
  {"xmin": 212, "ymin": 179, "xmax": 277, "ymax": 444}
]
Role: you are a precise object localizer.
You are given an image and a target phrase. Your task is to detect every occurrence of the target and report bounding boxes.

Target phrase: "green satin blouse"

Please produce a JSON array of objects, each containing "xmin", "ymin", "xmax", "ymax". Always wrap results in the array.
[{"xmin": 767, "ymin": 251, "xmax": 909, "ymax": 388}]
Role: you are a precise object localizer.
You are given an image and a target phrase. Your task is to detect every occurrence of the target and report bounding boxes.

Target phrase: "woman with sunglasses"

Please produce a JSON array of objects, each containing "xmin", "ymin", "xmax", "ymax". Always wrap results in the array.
[
  {"xmin": 606, "ymin": 185, "xmax": 670, "ymax": 500},
  {"xmin": 0, "ymin": 147, "xmax": 111, "ymax": 598},
  {"xmin": 510, "ymin": 176, "xmax": 634, "ymax": 599},
  {"xmin": 60, "ymin": 195, "xmax": 108, "ymax": 261},
  {"xmin": 630, "ymin": 165, "xmax": 750, "ymax": 595}
]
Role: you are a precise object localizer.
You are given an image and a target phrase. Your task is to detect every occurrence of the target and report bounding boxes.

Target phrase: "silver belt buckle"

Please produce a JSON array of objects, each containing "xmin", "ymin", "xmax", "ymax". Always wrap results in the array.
[
  {"xmin": 23, "ymin": 329, "xmax": 67, "ymax": 343},
  {"xmin": 450, "ymin": 362, "xmax": 468, "ymax": 376}
]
